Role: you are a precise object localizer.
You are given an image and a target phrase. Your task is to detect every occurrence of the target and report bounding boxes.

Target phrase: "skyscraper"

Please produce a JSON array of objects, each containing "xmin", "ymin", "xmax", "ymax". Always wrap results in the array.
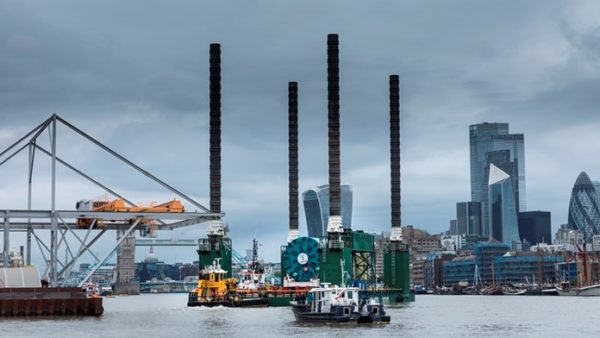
[
  {"xmin": 488, "ymin": 164, "xmax": 520, "ymax": 246},
  {"xmin": 518, "ymin": 211, "xmax": 551, "ymax": 245},
  {"xmin": 593, "ymin": 181, "xmax": 600, "ymax": 205},
  {"xmin": 456, "ymin": 202, "xmax": 482, "ymax": 236},
  {"xmin": 470, "ymin": 123, "xmax": 525, "ymax": 237},
  {"xmin": 302, "ymin": 184, "xmax": 353, "ymax": 238},
  {"xmin": 449, "ymin": 220, "xmax": 457, "ymax": 236},
  {"xmin": 568, "ymin": 172, "xmax": 600, "ymax": 242}
]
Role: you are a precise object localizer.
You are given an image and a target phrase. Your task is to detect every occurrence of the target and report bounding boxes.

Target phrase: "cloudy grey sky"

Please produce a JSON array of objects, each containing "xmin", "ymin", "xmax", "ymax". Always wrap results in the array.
[{"xmin": 1, "ymin": 1, "xmax": 600, "ymax": 263}]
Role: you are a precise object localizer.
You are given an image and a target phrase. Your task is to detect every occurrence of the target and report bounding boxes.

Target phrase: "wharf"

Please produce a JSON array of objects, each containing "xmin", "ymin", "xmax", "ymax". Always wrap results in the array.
[{"xmin": 0, "ymin": 288, "xmax": 103, "ymax": 317}]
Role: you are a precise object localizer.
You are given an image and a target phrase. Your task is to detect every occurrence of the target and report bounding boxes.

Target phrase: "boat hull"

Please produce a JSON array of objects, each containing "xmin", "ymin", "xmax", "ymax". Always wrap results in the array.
[
  {"xmin": 291, "ymin": 303, "xmax": 390, "ymax": 323},
  {"xmin": 187, "ymin": 292, "xmax": 268, "ymax": 307},
  {"xmin": 267, "ymin": 295, "xmax": 294, "ymax": 307},
  {"xmin": 541, "ymin": 288, "xmax": 559, "ymax": 296},
  {"xmin": 291, "ymin": 303, "xmax": 359, "ymax": 322},
  {"xmin": 557, "ymin": 284, "xmax": 600, "ymax": 296}
]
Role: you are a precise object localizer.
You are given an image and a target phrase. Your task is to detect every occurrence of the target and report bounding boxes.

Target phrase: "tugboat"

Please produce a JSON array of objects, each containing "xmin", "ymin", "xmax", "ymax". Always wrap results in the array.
[
  {"xmin": 237, "ymin": 238, "xmax": 266, "ymax": 290},
  {"xmin": 290, "ymin": 284, "xmax": 390, "ymax": 323},
  {"xmin": 187, "ymin": 259, "xmax": 268, "ymax": 307}
]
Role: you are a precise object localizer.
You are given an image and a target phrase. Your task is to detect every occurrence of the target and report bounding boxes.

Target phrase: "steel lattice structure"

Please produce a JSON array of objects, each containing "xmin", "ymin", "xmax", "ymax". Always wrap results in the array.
[{"xmin": 0, "ymin": 115, "xmax": 222, "ymax": 286}]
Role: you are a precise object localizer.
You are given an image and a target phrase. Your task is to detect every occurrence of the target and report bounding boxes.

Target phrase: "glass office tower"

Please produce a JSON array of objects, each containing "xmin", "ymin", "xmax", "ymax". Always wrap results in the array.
[
  {"xmin": 302, "ymin": 184, "xmax": 353, "ymax": 238},
  {"xmin": 456, "ymin": 201, "xmax": 482, "ymax": 236},
  {"xmin": 518, "ymin": 211, "xmax": 551, "ymax": 245},
  {"xmin": 488, "ymin": 164, "xmax": 520, "ymax": 246},
  {"xmin": 470, "ymin": 123, "xmax": 525, "ymax": 237},
  {"xmin": 568, "ymin": 172, "xmax": 600, "ymax": 242}
]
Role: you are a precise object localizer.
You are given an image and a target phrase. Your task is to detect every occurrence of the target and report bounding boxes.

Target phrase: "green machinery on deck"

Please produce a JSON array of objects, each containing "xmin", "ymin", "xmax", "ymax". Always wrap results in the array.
[
  {"xmin": 383, "ymin": 241, "xmax": 415, "ymax": 302},
  {"xmin": 319, "ymin": 230, "xmax": 375, "ymax": 286},
  {"xmin": 197, "ymin": 235, "xmax": 232, "ymax": 278},
  {"xmin": 281, "ymin": 230, "xmax": 377, "ymax": 287},
  {"xmin": 280, "ymin": 229, "xmax": 414, "ymax": 303}
]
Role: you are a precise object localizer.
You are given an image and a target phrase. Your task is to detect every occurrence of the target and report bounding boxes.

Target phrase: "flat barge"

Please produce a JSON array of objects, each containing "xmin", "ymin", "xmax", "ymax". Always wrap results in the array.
[
  {"xmin": 187, "ymin": 293, "xmax": 267, "ymax": 307},
  {"xmin": 0, "ymin": 287, "xmax": 103, "ymax": 317}
]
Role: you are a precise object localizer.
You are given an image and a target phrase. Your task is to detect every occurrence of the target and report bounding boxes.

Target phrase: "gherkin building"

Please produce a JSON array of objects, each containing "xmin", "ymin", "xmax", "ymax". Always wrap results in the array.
[{"xmin": 567, "ymin": 172, "xmax": 600, "ymax": 242}]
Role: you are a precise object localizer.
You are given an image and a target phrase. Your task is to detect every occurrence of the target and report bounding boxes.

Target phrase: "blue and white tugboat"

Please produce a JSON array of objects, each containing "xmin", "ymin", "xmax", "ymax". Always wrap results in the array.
[{"xmin": 290, "ymin": 284, "xmax": 390, "ymax": 323}]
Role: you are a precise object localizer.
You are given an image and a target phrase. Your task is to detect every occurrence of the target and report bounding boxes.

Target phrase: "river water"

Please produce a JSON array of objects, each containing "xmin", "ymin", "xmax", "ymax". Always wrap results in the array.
[{"xmin": 1, "ymin": 294, "xmax": 599, "ymax": 337}]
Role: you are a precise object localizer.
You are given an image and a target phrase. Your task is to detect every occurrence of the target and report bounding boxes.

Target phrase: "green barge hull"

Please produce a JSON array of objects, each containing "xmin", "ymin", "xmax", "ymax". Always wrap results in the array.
[{"xmin": 267, "ymin": 295, "xmax": 294, "ymax": 306}]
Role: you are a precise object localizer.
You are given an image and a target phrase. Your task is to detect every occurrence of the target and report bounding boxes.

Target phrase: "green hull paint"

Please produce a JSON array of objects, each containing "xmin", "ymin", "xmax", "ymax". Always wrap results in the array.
[
  {"xmin": 267, "ymin": 296, "xmax": 294, "ymax": 307},
  {"xmin": 198, "ymin": 236, "xmax": 232, "ymax": 278},
  {"xmin": 383, "ymin": 247, "xmax": 414, "ymax": 302},
  {"xmin": 319, "ymin": 248, "xmax": 353, "ymax": 286}
]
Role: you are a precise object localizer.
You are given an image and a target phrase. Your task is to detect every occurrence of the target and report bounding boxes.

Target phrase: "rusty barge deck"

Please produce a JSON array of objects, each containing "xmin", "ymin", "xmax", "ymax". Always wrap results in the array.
[{"xmin": 0, "ymin": 287, "xmax": 103, "ymax": 317}]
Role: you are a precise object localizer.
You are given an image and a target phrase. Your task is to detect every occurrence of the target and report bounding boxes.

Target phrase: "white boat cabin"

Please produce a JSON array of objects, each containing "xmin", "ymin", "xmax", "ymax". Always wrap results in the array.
[{"xmin": 306, "ymin": 285, "xmax": 360, "ymax": 313}]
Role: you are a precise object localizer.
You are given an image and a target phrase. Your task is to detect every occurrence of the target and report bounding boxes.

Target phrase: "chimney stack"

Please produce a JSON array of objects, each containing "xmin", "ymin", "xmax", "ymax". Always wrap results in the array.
[
  {"xmin": 389, "ymin": 75, "xmax": 403, "ymax": 242},
  {"xmin": 209, "ymin": 44, "xmax": 221, "ymax": 214},
  {"xmin": 288, "ymin": 82, "xmax": 299, "ymax": 241},
  {"xmin": 326, "ymin": 34, "xmax": 343, "ymax": 233}
]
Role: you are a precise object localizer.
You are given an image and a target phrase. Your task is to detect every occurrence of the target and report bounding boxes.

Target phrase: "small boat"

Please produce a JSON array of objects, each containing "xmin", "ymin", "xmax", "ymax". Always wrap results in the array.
[
  {"xmin": 100, "ymin": 286, "xmax": 113, "ymax": 297},
  {"xmin": 556, "ymin": 281, "xmax": 600, "ymax": 296},
  {"xmin": 503, "ymin": 287, "xmax": 526, "ymax": 296},
  {"xmin": 290, "ymin": 284, "xmax": 390, "ymax": 323},
  {"xmin": 541, "ymin": 287, "xmax": 559, "ymax": 296},
  {"xmin": 480, "ymin": 287, "xmax": 504, "ymax": 296},
  {"xmin": 82, "ymin": 281, "xmax": 101, "ymax": 298},
  {"xmin": 556, "ymin": 238, "xmax": 600, "ymax": 296}
]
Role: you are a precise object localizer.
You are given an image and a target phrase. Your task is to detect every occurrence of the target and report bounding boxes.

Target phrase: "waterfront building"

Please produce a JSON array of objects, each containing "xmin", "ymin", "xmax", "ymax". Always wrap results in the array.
[
  {"xmin": 443, "ymin": 241, "xmax": 565, "ymax": 286},
  {"xmin": 474, "ymin": 240, "xmax": 511, "ymax": 283},
  {"xmin": 567, "ymin": 172, "xmax": 600, "ymax": 243},
  {"xmin": 411, "ymin": 253, "xmax": 427, "ymax": 288},
  {"xmin": 456, "ymin": 202, "xmax": 482, "ymax": 236},
  {"xmin": 443, "ymin": 255, "xmax": 477, "ymax": 286},
  {"xmin": 518, "ymin": 211, "xmax": 551, "ymax": 245},
  {"xmin": 594, "ymin": 235, "xmax": 600, "ymax": 252},
  {"xmin": 402, "ymin": 226, "xmax": 442, "ymax": 253},
  {"xmin": 554, "ymin": 224, "xmax": 573, "ymax": 245},
  {"xmin": 489, "ymin": 164, "xmax": 520, "ymax": 247},
  {"xmin": 556, "ymin": 261, "xmax": 578, "ymax": 282},
  {"xmin": 440, "ymin": 235, "xmax": 457, "ymax": 251},
  {"xmin": 469, "ymin": 123, "xmax": 525, "ymax": 237},
  {"xmin": 461, "ymin": 234, "xmax": 488, "ymax": 252},
  {"xmin": 554, "ymin": 228, "xmax": 585, "ymax": 252},
  {"xmin": 302, "ymin": 184, "xmax": 353, "ymax": 238},
  {"xmin": 423, "ymin": 252, "xmax": 455, "ymax": 289},
  {"xmin": 495, "ymin": 252, "xmax": 563, "ymax": 285}
]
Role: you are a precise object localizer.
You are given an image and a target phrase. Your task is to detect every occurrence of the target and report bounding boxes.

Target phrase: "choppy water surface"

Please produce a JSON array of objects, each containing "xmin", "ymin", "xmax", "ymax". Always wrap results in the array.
[{"xmin": 1, "ymin": 294, "xmax": 599, "ymax": 337}]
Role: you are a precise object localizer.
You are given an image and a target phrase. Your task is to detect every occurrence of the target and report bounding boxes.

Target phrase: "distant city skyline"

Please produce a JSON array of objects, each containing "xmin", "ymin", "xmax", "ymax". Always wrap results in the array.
[{"xmin": 2, "ymin": 1, "xmax": 600, "ymax": 262}]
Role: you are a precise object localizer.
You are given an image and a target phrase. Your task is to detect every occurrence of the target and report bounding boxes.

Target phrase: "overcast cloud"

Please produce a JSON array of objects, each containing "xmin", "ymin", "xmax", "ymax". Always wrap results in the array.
[{"xmin": 2, "ymin": 1, "xmax": 600, "ymax": 263}]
